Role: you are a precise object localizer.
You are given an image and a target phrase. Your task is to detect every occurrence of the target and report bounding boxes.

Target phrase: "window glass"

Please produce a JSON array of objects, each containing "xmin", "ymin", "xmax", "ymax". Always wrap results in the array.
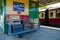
[
  {"xmin": 59, "ymin": 9, "xmax": 60, "ymax": 13},
  {"xmin": 56, "ymin": 10, "xmax": 59, "ymax": 13},
  {"xmin": 56, "ymin": 13, "xmax": 60, "ymax": 18},
  {"xmin": 56, "ymin": 10, "xmax": 58, "ymax": 13},
  {"xmin": 41, "ymin": 13, "xmax": 44, "ymax": 17},
  {"xmin": 50, "ymin": 12, "xmax": 53, "ymax": 17}
]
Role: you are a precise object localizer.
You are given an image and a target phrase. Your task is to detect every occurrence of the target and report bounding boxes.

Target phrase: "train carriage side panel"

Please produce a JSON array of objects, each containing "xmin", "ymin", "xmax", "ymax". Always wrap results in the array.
[
  {"xmin": 39, "ymin": 11, "xmax": 45, "ymax": 24},
  {"xmin": 49, "ymin": 8, "xmax": 60, "ymax": 27}
]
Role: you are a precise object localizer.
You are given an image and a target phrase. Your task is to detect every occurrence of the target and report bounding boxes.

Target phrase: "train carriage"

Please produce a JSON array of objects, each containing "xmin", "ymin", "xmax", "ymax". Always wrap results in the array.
[{"xmin": 39, "ymin": 7, "xmax": 60, "ymax": 27}]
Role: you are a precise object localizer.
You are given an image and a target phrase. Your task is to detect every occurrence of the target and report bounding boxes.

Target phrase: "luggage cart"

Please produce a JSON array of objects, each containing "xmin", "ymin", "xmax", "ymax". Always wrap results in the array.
[{"xmin": 7, "ymin": 15, "xmax": 40, "ymax": 38}]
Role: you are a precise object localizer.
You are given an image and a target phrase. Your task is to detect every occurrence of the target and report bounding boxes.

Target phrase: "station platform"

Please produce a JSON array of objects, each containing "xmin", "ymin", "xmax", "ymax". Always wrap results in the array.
[{"xmin": 0, "ymin": 25, "xmax": 60, "ymax": 40}]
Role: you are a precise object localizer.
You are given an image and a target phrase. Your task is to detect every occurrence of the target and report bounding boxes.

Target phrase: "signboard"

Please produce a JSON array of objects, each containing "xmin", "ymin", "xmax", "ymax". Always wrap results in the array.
[{"xmin": 13, "ymin": 1, "xmax": 24, "ymax": 12}]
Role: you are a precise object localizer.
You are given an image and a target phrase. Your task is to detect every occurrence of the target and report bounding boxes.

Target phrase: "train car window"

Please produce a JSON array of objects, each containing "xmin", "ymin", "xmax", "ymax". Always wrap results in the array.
[
  {"xmin": 50, "ymin": 12, "xmax": 53, "ymax": 17},
  {"xmin": 56, "ymin": 13, "xmax": 60, "ymax": 18},
  {"xmin": 41, "ymin": 13, "xmax": 44, "ymax": 17},
  {"xmin": 56, "ymin": 10, "xmax": 58, "ymax": 13},
  {"xmin": 59, "ymin": 10, "xmax": 60, "ymax": 13}
]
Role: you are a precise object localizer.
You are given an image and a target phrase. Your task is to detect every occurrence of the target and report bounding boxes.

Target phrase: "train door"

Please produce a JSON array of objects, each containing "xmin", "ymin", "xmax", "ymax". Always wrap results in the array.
[{"xmin": 45, "ymin": 9, "xmax": 49, "ymax": 25}]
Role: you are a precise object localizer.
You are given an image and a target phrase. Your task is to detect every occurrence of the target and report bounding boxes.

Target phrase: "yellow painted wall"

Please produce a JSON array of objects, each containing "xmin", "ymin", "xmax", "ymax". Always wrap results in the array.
[{"xmin": 6, "ymin": 0, "xmax": 29, "ymax": 15}]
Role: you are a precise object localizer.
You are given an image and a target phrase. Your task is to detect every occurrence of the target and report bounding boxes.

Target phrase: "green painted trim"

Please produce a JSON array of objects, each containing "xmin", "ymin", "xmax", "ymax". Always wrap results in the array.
[
  {"xmin": 3, "ymin": 0, "xmax": 6, "ymax": 34},
  {"xmin": 0, "ymin": 0, "xmax": 2, "ymax": 15}
]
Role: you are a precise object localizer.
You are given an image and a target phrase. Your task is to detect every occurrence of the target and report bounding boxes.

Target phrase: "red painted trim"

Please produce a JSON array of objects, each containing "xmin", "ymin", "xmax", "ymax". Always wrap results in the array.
[
  {"xmin": 6, "ymin": 14, "xmax": 29, "ymax": 21},
  {"xmin": 49, "ymin": 18, "xmax": 60, "ymax": 25},
  {"xmin": 39, "ymin": 19, "xmax": 45, "ymax": 23},
  {"xmin": 6, "ymin": 14, "xmax": 21, "ymax": 21},
  {"xmin": 20, "ymin": 15, "xmax": 30, "ymax": 20},
  {"xmin": 39, "ymin": 18, "xmax": 60, "ymax": 25}
]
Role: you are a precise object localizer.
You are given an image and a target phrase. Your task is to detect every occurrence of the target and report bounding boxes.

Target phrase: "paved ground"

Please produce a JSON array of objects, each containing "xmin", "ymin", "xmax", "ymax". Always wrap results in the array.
[{"xmin": 0, "ymin": 26, "xmax": 60, "ymax": 40}]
